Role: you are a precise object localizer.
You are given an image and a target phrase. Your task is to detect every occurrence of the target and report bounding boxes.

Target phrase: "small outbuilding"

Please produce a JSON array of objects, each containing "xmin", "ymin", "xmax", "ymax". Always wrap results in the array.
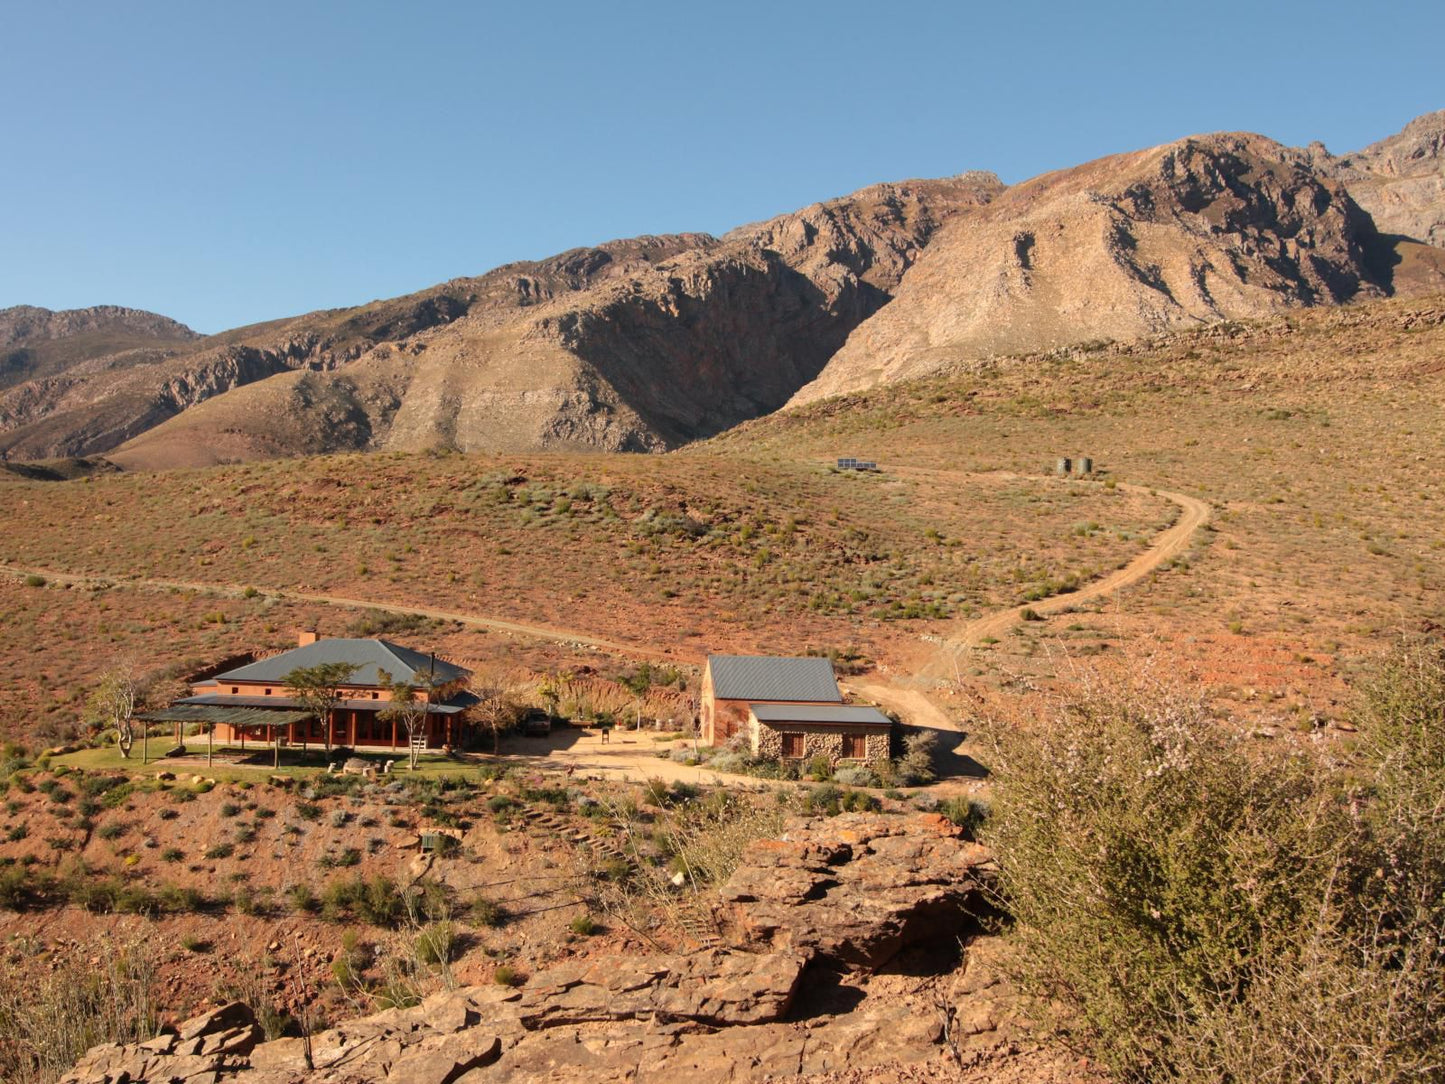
[
  {"xmin": 748, "ymin": 703, "xmax": 893, "ymax": 766},
  {"xmin": 700, "ymin": 654, "xmax": 842, "ymax": 746}
]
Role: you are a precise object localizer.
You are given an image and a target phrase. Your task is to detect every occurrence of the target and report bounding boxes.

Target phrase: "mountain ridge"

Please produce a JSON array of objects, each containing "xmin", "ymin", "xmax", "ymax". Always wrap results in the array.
[{"xmin": 2, "ymin": 113, "xmax": 1442, "ymax": 469}]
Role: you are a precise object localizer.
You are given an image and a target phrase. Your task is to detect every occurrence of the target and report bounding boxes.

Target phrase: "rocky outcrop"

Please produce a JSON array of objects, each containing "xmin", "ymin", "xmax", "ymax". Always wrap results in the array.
[
  {"xmin": 1318, "ymin": 109, "xmax": 1445, "ymax": 248},
  {"xmin": 517, "ymin": 948, "xmax": 806, "ymax": 1028},
  {"xmin": 789, "ymin": 132, "xmax": 1392, "ymax": 404},
  {"xmin": 721, "ymin": 811, "xmax": 993, "ymax": 967},
  {"xmin": 59, "ymin": 814, "xmax": 1011, "ymax": 1083}
]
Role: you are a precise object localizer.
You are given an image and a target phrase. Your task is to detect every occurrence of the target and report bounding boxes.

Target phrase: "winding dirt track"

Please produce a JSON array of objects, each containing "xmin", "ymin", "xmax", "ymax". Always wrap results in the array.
[
  {"xmin": 0, "ymin": 565, "xmax": 662, "ymax": 660},
  {"xmin": 912, "ymin": 476, "xmax": 1210, "ymax": 683}
]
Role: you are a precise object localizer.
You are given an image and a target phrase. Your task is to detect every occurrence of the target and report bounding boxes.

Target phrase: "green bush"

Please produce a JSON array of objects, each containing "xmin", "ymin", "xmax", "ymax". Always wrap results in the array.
[
  {"xmin": 470, "ymin": 895, "xmax": 508, "ymax": 928},
  {"xmin": 981, "ymin": 647, "xmax": 1445, "ymax": 1083},
  {"xmin": 414, "ymin": 921, "xmax": 455, "ymax": 966}
]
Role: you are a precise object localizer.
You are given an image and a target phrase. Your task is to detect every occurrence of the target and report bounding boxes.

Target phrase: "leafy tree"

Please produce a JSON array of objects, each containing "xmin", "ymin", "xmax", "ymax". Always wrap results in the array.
[
  {"xmin": 284, "ymin": 662, "xmax": 357, "ymax": 758},
  {"xmin": 87, "ymin": 667, "xmax": 139, "ymax": 759},
  {"xmin": 377, "ymin": 669, "xmax": 430, "ymax": 770}
]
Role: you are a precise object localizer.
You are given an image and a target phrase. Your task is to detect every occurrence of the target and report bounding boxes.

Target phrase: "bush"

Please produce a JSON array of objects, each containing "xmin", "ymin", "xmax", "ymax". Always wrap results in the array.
[
  {"xmin": 894, "ymin": 730, "xmax": 937, "ymax": 786},
  {"xmin": 569, "ymin": 914, "xmax": 600, "ymax": 936},
  {"xmin": 493, "ymin": 965, "xmax": 521, "ymax": 987},
  {"xmin": 832, "ymin": 766, "xmax": 877, "ymax": 787},
  {"xmin": 939, "ymin": 796, "xmax": 988, "ymax": 838},
  {"xmin": 414, "ymin": 921, "xmax": 456, "ymax": 966},
  {"xmin": 22, "ymin": 574, "xmax": 45, "ymax": 588},
  {"xmin": 981, "ymin": 652, "xmax": 1445, "ymax": 1083},
  {"xmin": 204, "ymin": 843, "xmax": 234, "ymax": 860},
  {"xmin": 470, "ymin": 895, "xmax": 508, "ymax": 928},
  {"xmin": 295, "ymin": 803, "xmax": 322, "ymax": 821},
  {"xmin": 803, "ymin": 783, "xmax": 842, "ymax": 815}
]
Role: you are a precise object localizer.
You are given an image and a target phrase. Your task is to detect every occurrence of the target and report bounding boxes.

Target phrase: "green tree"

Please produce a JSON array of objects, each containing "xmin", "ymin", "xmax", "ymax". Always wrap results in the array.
[
  {"xmin": 284, "ymin": 662, "xmax": 357, "ymax": 758},
  {"xmin": 377, "ymin": 669, "xmax": 430, "ymax": 770}
]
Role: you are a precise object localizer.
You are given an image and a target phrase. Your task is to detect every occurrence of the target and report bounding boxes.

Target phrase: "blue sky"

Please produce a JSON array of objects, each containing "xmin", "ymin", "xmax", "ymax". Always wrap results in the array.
[{"xmin": 1, "ymin": 1, "xmax": 1440, "ymax": 333}]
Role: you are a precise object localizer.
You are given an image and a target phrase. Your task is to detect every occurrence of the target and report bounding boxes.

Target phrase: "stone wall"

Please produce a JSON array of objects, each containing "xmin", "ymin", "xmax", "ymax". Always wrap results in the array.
[{"xmin": 752, "ymin": 721, "xmax": 890, "ymax": 765}]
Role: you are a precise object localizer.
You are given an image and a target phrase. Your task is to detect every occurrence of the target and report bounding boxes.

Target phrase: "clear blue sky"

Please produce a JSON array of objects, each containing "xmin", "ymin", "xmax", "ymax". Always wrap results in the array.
[{"xmin": 2, "ymin": 1, "xmax": 1440, "ymax": 333}]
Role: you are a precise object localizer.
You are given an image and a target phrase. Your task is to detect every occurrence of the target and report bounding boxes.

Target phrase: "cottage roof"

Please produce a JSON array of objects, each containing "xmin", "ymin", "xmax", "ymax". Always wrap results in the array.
[
  {"xmin": 749, "ymin": 703, "xmax": 892, "ymax": 727},
  {"xmin": 212, "ymin": 639, "xmax": 469, "ymax": 689},
  {"xmin": 706, "ymin": 655, "xmax": 842, "ymax": 703}
]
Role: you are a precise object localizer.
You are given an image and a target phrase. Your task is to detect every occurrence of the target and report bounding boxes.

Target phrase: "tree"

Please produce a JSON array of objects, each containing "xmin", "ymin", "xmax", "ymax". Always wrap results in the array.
[
  {"xmin": 88, "ymin": 667, "xmax": 139, "ymax": 759},
  {"xmin": 377, "ymin": 669, "xmax": 430, "ymax": 770},
  {"xmin": 284, "ymin": 662, "xmax": 357, "ymax": 758},
  {"xmin": 537, "ymin": 674, "xmax": 561, "ymax": 721},
  {"xmin": 474, "ymin": 683, "xmax": 525, "ymax": 755}
]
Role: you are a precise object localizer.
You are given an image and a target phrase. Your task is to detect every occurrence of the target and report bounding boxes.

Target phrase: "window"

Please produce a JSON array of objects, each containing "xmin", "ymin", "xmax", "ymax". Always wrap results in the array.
[
  {"xmin": 230, "ymin": 687, "xmax": 239, "ymax": 695},
  {"xmin": 781, "ymin": 733, "xmax": 805, "ymax": 759},
  {"xmin": 263, "ymin": 688, "xmax": 271, "ymax": 696},
  {"xmin": 372, "ymin": 692, "xmax": 380, "ymax": 700},
  {"xmin": 842, "ymin": 734, "xmax": 868, "ymax": 759}
]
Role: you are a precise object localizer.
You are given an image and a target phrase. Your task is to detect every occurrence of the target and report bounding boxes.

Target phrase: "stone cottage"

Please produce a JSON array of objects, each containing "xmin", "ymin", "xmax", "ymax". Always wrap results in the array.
[
  {"xmin": 700, "ymin": 654, "xmax": 843, "ymax": 746},
  {"xmin": 749, "ymin": 703, "xmax": 893, "ymax": 766}
]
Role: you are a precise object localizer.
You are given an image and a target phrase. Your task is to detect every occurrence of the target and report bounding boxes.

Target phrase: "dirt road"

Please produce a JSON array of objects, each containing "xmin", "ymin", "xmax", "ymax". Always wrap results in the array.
[
  {"xmin": 905, "ymin": 476, "xmax": 1210, "ymax": 682},
  {"xmin": 0, "ymin": 564, "xmax": 669, "ymax": 660}
]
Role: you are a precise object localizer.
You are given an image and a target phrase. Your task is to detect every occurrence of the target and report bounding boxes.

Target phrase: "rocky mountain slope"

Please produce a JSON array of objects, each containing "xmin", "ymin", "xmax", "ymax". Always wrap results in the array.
[
  {"xmin": 787, "ymin": 130, "xmax": 1434, "ymax": 405},
  {"xmin": 1315, "ymin": 108, "xmax": 1445, "ymax": 246},
  {"xmin": 0, "ymin": 176, "xmax": 1001, "ymax": 468},
  {"xmin": 0, "ymin": 304, "xmax": 198, "ymax": 393},
  {"xmin": 3, "ymin": 112, "xmax": 1441, "ymax": 467}
]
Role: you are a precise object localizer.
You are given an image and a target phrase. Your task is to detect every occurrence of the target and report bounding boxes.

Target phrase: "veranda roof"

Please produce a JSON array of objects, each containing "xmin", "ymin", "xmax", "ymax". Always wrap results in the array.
[{"xmin": 136, "ymin": 704, "xmax": 315, "ymax": 729}]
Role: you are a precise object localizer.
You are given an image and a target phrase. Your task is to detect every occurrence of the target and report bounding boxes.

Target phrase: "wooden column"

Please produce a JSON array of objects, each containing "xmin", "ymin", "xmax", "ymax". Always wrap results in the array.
[{"xmin": 207, "ymin": 723, "xmax": 214, "ymax": 767}]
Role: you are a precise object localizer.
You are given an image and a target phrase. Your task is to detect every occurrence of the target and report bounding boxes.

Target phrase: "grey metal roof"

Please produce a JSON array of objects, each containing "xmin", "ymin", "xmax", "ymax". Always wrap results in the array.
[
  {"xmin": 178, "ymin": 694, "xmax": 467, "ymax": 715},
  {"xmin": 136, "ymin": 705, "xmax": 315, "ymax": 728},
  {"xmin": 749, "ymin": 703, "xmax": 892, "ymax": 726},
  {"xmin": 213, "ymin": 639, "xmax": 469, "ymax": 688},
  {"xmin": 707, "ymin": 655, "xmax": 841, "ymax": 703}
]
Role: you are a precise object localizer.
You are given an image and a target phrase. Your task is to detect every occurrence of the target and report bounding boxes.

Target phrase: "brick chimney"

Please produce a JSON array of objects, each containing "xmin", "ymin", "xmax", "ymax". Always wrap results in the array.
[{"xmin": 298, "ymin": 629, "xmax": 320, "ymax": 647}]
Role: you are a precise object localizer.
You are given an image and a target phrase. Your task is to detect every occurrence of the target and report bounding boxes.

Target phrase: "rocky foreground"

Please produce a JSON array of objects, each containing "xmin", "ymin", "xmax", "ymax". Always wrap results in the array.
[{"xmin": 60, "ymin": 813, "xmax": 1086, "ymax": 1084}]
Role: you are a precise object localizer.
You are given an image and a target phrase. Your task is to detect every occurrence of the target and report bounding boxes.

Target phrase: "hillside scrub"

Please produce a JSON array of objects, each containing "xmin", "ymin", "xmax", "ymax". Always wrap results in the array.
[{"xmin": 981, "ymin": 640, "xmax": 1445, "ymax": 1083}]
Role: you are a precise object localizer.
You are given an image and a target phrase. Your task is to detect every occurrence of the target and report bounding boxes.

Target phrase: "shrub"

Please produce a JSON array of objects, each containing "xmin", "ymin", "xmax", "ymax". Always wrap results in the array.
[
  {"xmin": 569, "ymin": 914, "xmax": 600, "ymax": 936},
  {"xmin": 803, "ymin": 783, "xmax": 842, "ymax": 815},
  {"xmin": 295, "ymin": 803, "xmax": 322, "ymax": 821},
  {"xmin": 981, "ymin": 651, "xmax": 1445, "ymax": 1083},
  {"xmin": 414, "ymin": 922, "xmax": 455, "ymax": 966},
  {"xmin": 219, "ymin": 802, "xmax": 241, "ymax": 818},
  {"xmin": 22, "ymin": 574, "xmax": 45, "ymax": 588},
  {"xmin": 493, "ymin": 965, "xmax": 521, "ymax": 987},
  {"xmin": 286, "ymin": 883, "xmax": 318, "ymax": 913},
  {"xmin": 894, "ymin": 730, "xmax": 937, "ymax": 785},
  {"xmin": 470, "ymin": 895, "xmax": 508, "ymax": 928},
  {"xmin": 832, "ymin": 766, "xmax": 877, "ymax": 787},
  {"xmin": 180, "ymin": 935, "xmax": 210, "ymax": 953},
  {"xmin": 204, "ymin": 843, "xmax": 234, "ymax": 860},
  {"xmin": 97, "ymin": 821, "xmax": 126, "ymax": 841},
  {"xmin": 160, "ymin": 847, "xmax": 184, "ymax": 863},
  {"xmin": 806, "ymin": 754, "xmax": 832, "ymax": 782}
]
